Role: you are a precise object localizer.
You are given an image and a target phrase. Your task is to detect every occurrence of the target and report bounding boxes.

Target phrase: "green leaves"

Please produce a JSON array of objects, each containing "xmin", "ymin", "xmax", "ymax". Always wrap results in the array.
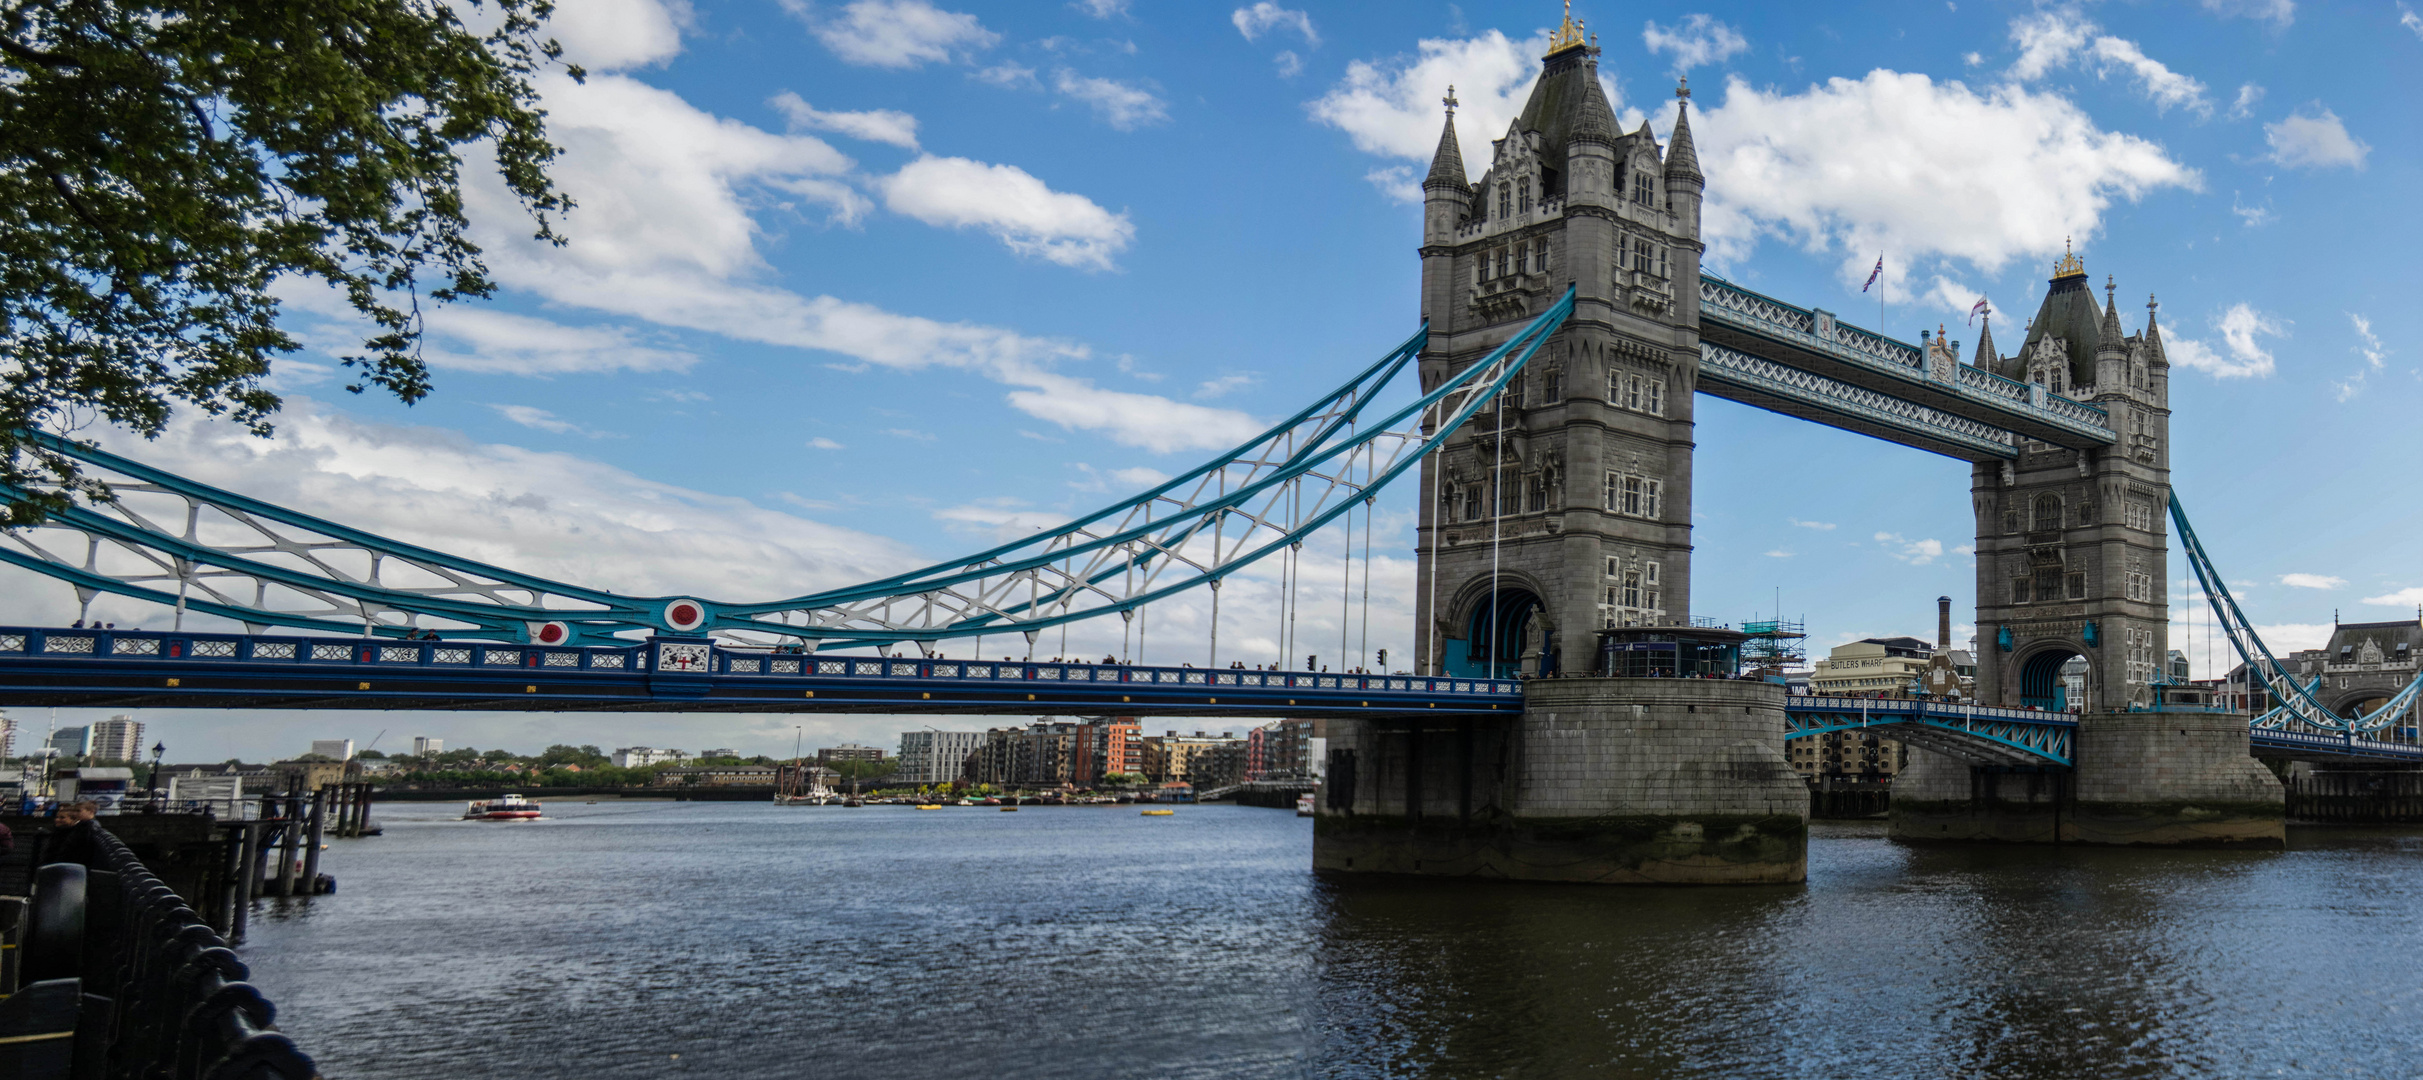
[{"xmin": 0, "ymin": 0, "xmax": 573, "ymax": 525}]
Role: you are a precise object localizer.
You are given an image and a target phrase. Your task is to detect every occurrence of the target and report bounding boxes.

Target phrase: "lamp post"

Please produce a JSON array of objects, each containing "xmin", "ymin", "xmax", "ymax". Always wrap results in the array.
[{"xmin": 147, "ymin": 741, "xmax": 166, "ymax": 812}]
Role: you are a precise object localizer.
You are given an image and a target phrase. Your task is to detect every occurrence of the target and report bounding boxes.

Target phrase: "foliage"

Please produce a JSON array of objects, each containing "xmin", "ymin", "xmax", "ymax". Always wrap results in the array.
[
  {"xmin": 0, "ymin": 0, "xmax": 575, "ymax": 525},
  {"xmin": 827, "ymin": 757, "xmax": 897, "ymax": 782}
]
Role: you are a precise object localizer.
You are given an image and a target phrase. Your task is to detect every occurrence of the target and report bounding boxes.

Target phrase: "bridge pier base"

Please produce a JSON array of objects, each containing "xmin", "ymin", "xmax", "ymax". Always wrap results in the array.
[
  {"xmin": 1312, "ymin": 679, "xmax": 1808, "ymax": 885},
  {"xmin": 1890, "ymin": 709, "xmax": 2284, "ymax": 848}
]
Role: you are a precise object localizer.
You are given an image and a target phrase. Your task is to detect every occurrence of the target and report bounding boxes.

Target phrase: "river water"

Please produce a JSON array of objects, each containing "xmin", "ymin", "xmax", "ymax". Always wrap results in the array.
[{"xmin": 240, "ymin": 800, "xmax": 2423, "ymax": 1079}]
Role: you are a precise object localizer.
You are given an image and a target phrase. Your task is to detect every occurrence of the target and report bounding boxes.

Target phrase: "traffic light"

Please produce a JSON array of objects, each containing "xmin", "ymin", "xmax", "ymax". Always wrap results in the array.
[
  {"xmin": 1376, "ymin": 648, "xmax": 1389, "ymax": 668},
  {"xmin": 1306, "ymin": 654, "xmax": 1317, "ymax": 671}
]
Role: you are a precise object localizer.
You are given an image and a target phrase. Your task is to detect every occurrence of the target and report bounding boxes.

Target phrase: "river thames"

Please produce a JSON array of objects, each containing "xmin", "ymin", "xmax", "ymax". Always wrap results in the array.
[{"xmin": 240, "ymin": 801, "xmax": 2423, "ymax": 1079}]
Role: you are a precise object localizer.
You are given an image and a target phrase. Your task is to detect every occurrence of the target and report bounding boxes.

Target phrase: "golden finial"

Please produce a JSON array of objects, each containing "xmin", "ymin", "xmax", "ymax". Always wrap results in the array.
[
  {"xmin": 2051, "ymin": 236, "xmax": 2086, "ymax": 279},
  {"xmin": 1547, "ymin": 1, "xmax": 1588, "ymax": 55}
]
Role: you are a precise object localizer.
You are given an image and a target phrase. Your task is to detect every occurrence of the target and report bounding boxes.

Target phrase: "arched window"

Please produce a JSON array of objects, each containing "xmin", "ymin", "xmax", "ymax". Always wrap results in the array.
[
  {"xmin": 1499, "ymin": 185, "xmax": 1511, "ymax": 218},
  {"xmin": 1518, "ymin": 178, "xmax": 1532, "ymax": 213},
  {"xmin": 2031, "ymin": 493, "xmax": 2063, "ymax": 533}
]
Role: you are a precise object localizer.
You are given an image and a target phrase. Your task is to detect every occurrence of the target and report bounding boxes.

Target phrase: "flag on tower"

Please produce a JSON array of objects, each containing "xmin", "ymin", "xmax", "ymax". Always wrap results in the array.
[
  {"xmin": 1862, "ymin": 255, "xmax": 1883, "ymax": 293},
  {"xmin": 1968, "ymin": 297, "xmax": 1991, "ymax": 325}
]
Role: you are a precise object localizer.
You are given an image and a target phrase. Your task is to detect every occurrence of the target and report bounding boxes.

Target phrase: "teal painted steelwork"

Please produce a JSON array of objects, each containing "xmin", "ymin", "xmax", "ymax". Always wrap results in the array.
[
  {"xmin": 1784, "ymin": 696, "xmax": 2075, "ymax": 765},
  {"xmin": 2172, "ymin": 491, "xmax": 2423, "ymax": 734},
  {"xmin": 1, "ymin": 291, "xmax": 1576, "ymax": 647}
]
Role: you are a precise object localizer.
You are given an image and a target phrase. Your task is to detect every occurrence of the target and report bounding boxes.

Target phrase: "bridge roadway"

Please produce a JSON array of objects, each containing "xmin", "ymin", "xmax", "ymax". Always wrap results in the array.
[{"xmin": 1, "ymin": 625, "xmax": 2412, "ymax": 762}]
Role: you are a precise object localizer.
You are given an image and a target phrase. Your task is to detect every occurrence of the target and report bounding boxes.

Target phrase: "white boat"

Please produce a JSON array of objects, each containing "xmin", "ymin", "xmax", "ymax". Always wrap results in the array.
[
  {"xmin": 462, "ymin": 793, "xmax": 544, "ymax": 820},
  {"xmin": 1296, "ymin": 792, "xmax": 1316, "ymax": 816}
]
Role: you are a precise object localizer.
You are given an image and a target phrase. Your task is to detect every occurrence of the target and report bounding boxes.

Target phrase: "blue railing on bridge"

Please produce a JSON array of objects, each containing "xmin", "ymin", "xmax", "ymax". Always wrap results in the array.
[{"xmin": 0, "ymin": 626, "xmax": 1522, "ymax": 713}]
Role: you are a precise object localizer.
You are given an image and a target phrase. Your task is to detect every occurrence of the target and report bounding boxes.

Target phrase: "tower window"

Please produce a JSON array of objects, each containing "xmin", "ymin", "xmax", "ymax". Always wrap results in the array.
[
  {"xmin": 2031, "ymin": 493, "xmax": 2063, "ymax": 533},
  {"xmin": 1499, "ymin": 185, "xmax": 1511, "ymax": 218},
  {"xmin": 1525, "ymin": 475, "xmax": 1547, "ymax": 513},
  {"xmin": 1542, "ymin": 368, "xmax": 1562, "ymax": 402},
  {"xmin": 1518, "ymin": 178, "xmax": 1532, "ymax": 213}
]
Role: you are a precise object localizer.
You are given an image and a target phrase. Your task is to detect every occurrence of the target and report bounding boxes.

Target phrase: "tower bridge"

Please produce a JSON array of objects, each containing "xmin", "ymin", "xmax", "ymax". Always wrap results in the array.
[{"xmin": 1, "ymin": 14, "xmax": 2417, "ymax": 881}]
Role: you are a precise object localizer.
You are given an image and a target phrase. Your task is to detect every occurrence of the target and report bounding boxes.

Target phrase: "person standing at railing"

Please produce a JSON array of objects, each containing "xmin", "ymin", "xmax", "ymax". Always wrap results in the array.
[{"xmin": 39, "ymin": 799, "xmax": 103, "ymax": 868}]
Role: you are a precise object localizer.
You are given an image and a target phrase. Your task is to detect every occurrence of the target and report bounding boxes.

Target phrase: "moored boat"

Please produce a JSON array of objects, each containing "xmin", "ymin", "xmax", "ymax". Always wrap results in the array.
[
  {"xmin": 1296, "ymin": 793, "xmax": 1316, "ymax": 817},
  {"xmin": 462, "ymin": 793, "xmax": 543, "ymax": 821}
]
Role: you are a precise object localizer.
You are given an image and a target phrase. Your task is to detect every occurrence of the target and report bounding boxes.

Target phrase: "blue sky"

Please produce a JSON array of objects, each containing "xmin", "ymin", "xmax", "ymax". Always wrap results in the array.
[{"xmin": 4, "ymin": 0, "xmax": 2418, "ymax": 761}]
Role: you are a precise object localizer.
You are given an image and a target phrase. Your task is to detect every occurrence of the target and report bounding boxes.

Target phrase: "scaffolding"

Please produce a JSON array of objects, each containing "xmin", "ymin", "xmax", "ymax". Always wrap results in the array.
[{"xmin": 1740, "ymin": 617, "xmax": 1807, "ymax": 682}]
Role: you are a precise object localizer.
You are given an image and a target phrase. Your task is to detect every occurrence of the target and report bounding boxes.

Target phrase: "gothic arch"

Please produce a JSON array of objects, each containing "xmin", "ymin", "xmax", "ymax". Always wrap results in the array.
[{"xmin": 2006, "ymin": 640, "xmax": 2092, "ymax": 711}]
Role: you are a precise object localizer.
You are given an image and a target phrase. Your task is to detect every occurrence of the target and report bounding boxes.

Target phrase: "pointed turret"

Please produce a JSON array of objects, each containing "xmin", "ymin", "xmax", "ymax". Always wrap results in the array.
[
  {"xmin": 1423, "ymin": 94, "xmax": 1468, "ymax": 194},
  {"xmin": 1569, "ymin": 68, "xmax": 1619, "ymax": 149},
  {"xmin": 2141, "ymin": 294, "xmax": 2165, "ymax": 362},
  {"xmin": 1972, "ymin": 313, "xmax": 1997, "ymax": 367},
  {"xmin": 1664, "ymin": 77, "xmax": 1704, "ymax": 185},
  {"xmin": 2097, "ymin": 275, "xmax": 2128, "ymax": 357}
]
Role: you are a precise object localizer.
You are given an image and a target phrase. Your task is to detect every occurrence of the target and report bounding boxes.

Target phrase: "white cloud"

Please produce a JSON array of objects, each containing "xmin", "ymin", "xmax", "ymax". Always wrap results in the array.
[
  {"xmin": 2363, "ymin": 586, "xmax": 2423, "ymax": 607},
  {"xmin": 1790, "ymin": 518, "xmax": 1837, "ymax": 531},
  {"xmin": 934, "ymin": 500, "xmax": 1069, "ymax": 541},
  {"xmin": 2201, "ymin": 0, "xmax": 2295, "ymax": 27},
  {"xmin": 490, "ymin": 404, "xmax": 584, "ymax": 435},
  {"xmin": 1764, "ymin": 549, "xmax": 1794, "ymax": 558},
  {"xmin": 2280, "ymin": 573, "xmax": 2347, "ymax": 590},
  {"xmin": 1072, "ymin": 0, "xmax": 1128, "ymax": 17},
  {"xmin": 2230, "ymin": 193, "xmax": 2272, "ymax": 227},
  {"xmin": 1194, "ymin": 373, "xmax": 1259, "ymax": 399},
  {"xmin": 1963, "ymin": 51, "xmax": 1984, "ymax": 67},
  {"xmin": 2008, "ymin": 10, "xmax": 2092, "ymax": 80},
  {"xmin": 769, "ymin": 92, "xmax": 920, "ymax": 150},
  {"xmin": 2085, "ymin": 36, "xmax": 2212, "ymax": 115},
  {"xmin": 1232, "ymin": 3, "xmax": 1319, "ymax": 45},
  {"xmin": 1067, "ymin": 463, "xmax": 1172, "ymax": 493},
  {"xmin": 2007, "ymin": 12, "xmax": 2212, "ymax": 115},
  {"xmin": 879, "ymin": 155, "xmax": 1135, "ymax": 270},
  {"xmin": 2405, "ymin": 3, "xmax": 2423, "ymax": 38},
  {"xmin": 2229, "ymin": 82, "xmax": 2265, "ymax": 120},
  {"xmin": 2350, "ymin": 313, "xmax": 2387, "ymax": 370},
  {"xmin": 545, "ymin": 0, "xmax": 690, "ymax": 71},
  {"xmin": 1875, "ymin": 532, "xmax": 1944, "ymax": 564},
  {"xmin": 974, "ymin": 62, "xmax": 1040, "ymax": 89},
  {"xmin": 1310, "ymin": 30, "xmax": 1632, "ymax": 189},
  {"xmin": 1695, "ymin": 71, "xmax": 2196, "ymax": 293},
  {"xmin": 2166, "ymin": 304, "xmax": 2281, "ymax": 379},
  {"xmin": 422, "ymin": 308, "xmax": 697, "ymax": 376},
  {"xmin": 1274, "ymin": 50, "xmax": 1305, "ymax": 78},
  {"xmin": 1641, "ymin": 14, "xmax": 1749, "ymax": 73},
  {"xmin": 799, "ymin": 0, "xmax": 998, "ymax": 69},
  {"xmin": 2265, "ymin": 106, "xmax": 2369, "ymax": 169},
  {"xmin": 456, "ymin": 74, "xmax": 1251, "ymax": 453},
  {"xmin": 883, "ymin": 428, "xmax": 938, "ymax": 441},
  {"xmin": 807, "ymin": 437, "xmax": 845, "ymax": 450},
  {"xmin": 1052, "ymin": 69, "xmax": 1169, "ymax": 129}
]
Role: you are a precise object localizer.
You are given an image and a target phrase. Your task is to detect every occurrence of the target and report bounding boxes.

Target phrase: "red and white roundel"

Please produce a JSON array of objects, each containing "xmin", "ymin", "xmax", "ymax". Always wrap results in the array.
[
  {"xmin": 532, "ymin": 621, "xmax": 571, "ymax": 646},
  {"xmin": 663, "ymin": 599, "xmax": 708, "ymax": 633}
]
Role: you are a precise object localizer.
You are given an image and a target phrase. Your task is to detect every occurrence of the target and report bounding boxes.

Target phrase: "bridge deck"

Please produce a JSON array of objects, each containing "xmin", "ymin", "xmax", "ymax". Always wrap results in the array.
[{"xmin": 0, "ymin": 627, "xmax": 1519, "ymax": 718}]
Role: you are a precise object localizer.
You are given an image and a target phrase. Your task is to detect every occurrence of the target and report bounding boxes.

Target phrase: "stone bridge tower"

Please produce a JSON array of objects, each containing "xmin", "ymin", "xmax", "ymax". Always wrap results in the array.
[
  {"xmin": 1411, "ymin": 24, "xmax": 1704, "ymax": 679},
  {"xmin": 1968, "ymin": 247, "xmax": 2173, "ymax": 712}
]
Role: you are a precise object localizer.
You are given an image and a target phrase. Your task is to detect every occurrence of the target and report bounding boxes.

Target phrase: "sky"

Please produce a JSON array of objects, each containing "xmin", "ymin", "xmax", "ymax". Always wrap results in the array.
[{"xmin": 3, "ymin": 0, "xmax": 2417, "ymax": 762}]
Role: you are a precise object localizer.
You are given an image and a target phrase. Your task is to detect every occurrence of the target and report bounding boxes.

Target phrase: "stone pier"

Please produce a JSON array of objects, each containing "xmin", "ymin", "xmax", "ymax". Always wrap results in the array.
[
  {"xmin": 1312, "ymin": 678, "xmax": 1809, "ymax": 884},
  {"xmin": 1890, "ymin": 708, "xmax": 2284, "ymax": 848}
]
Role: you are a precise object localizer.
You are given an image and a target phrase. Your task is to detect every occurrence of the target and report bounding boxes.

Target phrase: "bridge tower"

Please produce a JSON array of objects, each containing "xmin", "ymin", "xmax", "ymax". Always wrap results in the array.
[
  {"xmin": 1969, "ymin": 248, "xmax": 2174, "ymax": 713},
  {"xmin": 1897, "ymin": 259, "xmax": 2284, "ymax": 846},
  {"xmin": 1317, "ymin": 16, "xmax": 1808, "ymax": 886},
  {"xmin": 1411, "ymin": 30, "xmax": 1704, "ymax": 680}
]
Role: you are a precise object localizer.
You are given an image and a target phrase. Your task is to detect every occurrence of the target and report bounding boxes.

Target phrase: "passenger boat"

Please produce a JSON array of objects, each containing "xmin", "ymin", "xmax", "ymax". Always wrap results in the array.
[
  {"xmin": 1141, "ymin": 809, "xmax": 1175, "ymax": 816},
  {"xmin": 462, "ymin": 793, "xmax": 543, "ymax": 821},
  {"xmin": 1296, "ymin": 793, "xmax": 1316, "ymax": 817}
]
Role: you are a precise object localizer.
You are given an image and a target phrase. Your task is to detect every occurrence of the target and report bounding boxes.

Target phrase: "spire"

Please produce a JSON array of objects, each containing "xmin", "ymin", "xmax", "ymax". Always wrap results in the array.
[
  {"xmin": 1664, "ymin": 77, "xmax": 1702, "ymax": 183},
  {"xmin": 1423, "ymin": 87, "xmax": 1468, "ymax": 193},
  {"xmin": 2142, "ymin": 293, "xmax": 2166, "ymax": 362},
  {"xmin": 1973, "ymin": 312, "xmax": 1997, "ymax": 366},
  {"xmin": 2097, "ymin": 273, "xmax": 2127, "ymax": 356}
]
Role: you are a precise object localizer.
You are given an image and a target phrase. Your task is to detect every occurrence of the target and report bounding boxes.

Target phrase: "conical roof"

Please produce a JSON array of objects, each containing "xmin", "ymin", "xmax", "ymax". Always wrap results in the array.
[
  {"xmin": 1569, "ymin": 72, "xmax": 1619, "ymax": 149},
  {"xmin": 1972, "ymin": 314, "xmax": 1998, "ymax": 366},
  {"xmin": 1665, "ymin": 98, "xmax": 1702, "ymax": 182},
  {"xmin": 1424, "ymin": 109, "xmax": 1468, "ymax": 192},
  {"xmin": 2142, "ymin": 296, "xmax": 2166, "ymax": 363},
  {"xmin": 2011, "ymin": 256, "xmax": 2106, "ymax": 387},
  {"xmin": 1509, "ymin": 45, "xmax": 1617, "ymax": 167},
  {"xmin": 2096, "ymin": 278, "xmax": 2128, "ymax": 358}
]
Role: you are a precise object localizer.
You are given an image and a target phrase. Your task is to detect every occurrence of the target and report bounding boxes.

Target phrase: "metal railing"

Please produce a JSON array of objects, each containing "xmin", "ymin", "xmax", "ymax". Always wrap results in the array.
[{"xmin": 1, "ymin": 827, "xmax": 318, "ymax": 1078}]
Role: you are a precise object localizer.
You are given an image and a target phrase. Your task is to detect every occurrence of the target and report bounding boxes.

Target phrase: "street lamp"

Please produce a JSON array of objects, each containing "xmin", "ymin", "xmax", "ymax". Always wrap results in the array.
[{"xmin": 147, "ymin": 741, "xmax": 166, "ymax": 812}]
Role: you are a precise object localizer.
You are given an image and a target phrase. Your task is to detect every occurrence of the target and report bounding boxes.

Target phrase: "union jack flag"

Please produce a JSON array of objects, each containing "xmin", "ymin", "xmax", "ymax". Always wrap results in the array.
[{"xmin": 1862, "ymin": 255, "xmax": 1883, "ymax": 293}]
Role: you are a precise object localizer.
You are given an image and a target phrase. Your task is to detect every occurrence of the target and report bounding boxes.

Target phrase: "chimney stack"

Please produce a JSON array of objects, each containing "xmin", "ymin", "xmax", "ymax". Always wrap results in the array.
[{"xmin": 1937, "ymin": 596, "xmax": 1953, "ymax": 654}]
